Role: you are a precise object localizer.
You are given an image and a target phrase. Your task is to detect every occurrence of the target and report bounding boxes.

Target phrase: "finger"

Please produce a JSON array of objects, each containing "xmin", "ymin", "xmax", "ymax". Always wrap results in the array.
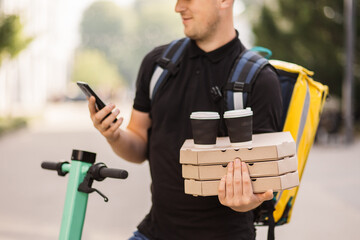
[
  {"xmin": 101, "ymin": 108, "xmax": 120, "ymax": 128},
  {"xmin": 241, "ymin": 162, "xmax": 253, "ymax": 196},
  {"xmin": 226, "ymin": 161, "xmax": 234, "ymax": 198},
  {"xmin": 218, "ymin": 175, "xmax": 226, "ymax": 203},
  {"xmin": 256, "ymin": 189, "xmax": 274, "ymax": 203},
  {"xmin": 94, "ymin": 104, "xmax": 115, "ymax": 126},
  {"xmin": 88, "ymin": 96, "xmax": 97, "ymax": 117},
  {"xmin": 108, "ymin": 117, "xmax": 123, "ymax": 132},
  {"xmin": 233, "ymin": 158, "xmax": 242, "ymax": 197}
]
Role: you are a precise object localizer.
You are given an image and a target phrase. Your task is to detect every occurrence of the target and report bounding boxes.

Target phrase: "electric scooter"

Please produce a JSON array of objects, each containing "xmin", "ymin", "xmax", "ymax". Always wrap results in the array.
[{"xmin": 41, "ymin": 149, "xmax": 128, "ymax": 240}]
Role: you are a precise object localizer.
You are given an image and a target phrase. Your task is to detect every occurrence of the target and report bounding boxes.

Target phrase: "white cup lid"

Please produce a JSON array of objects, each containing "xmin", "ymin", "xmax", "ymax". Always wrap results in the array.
[
  {"xmin": 224, "ymin": 107, "xmax": 253, "ymax": 118},
  {"xmin": 190, "ymin": 111, "xmax": 220, "ymax": 120}
]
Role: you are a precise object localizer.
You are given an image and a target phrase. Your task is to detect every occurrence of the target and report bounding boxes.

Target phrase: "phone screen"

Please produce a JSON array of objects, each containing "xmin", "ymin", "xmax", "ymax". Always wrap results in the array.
[
  {"xmin": 77, "ymin": 81, "xmax": 106, "ymax": 110},
  {"xmin": 77, "ymin": 81, "xmax": 117, "ymax": 123}
]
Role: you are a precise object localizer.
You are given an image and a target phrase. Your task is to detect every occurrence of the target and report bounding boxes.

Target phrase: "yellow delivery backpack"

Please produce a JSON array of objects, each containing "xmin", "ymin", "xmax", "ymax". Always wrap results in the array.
[
  {"xmin": 224, "ymin": 48, "xmax": 328, "ymax": 240},
  {"xmin": 270, "ymin": 60, "xmax": 329, "ymax": 225}
]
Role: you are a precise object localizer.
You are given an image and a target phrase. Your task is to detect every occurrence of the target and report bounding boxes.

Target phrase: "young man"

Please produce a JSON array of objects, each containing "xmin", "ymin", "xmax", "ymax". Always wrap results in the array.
[{"xmin": 88, "ymin": 0, "xmax": 282, "ymax": 239}]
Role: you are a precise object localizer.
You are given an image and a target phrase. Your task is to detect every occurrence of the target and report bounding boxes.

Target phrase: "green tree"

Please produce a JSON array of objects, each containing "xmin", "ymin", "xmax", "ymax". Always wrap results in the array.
[
  {"xmin": 0, "ymin": 14, "xmax": 32, "ymax": 131},
  {"xmin": 80, "ymin": 1, "xmax": 130, "ymax": 81},
  {"xmin": 133, "ymin": 0, "xmax": 183, "ymax": 59},
  {"xmin": 71, "ymin": 49, "xmax": 125, "ymax": 94},
  {"xmin": 0, "ymin": 14, "xmax": 33, "ymax": 65},
  {"xmin": 251, "ymin": 0, "xmax": 360, "ymax": 116},
  {"xmin": 79, "ymin": 0, "xmax": 182, "ymax": 86}
]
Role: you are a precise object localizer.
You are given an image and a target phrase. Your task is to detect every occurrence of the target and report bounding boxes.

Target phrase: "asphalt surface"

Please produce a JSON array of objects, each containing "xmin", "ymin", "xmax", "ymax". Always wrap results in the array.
[{"xmin": 0, "ymin": 102, "xmax": 359, "ymax": 240}]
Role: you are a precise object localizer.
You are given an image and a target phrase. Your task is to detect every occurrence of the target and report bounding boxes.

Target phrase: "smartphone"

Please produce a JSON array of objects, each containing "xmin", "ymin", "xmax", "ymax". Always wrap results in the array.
[{"xmin": 77, "ymin": 81, "xmax": 117, "ymax": 122}]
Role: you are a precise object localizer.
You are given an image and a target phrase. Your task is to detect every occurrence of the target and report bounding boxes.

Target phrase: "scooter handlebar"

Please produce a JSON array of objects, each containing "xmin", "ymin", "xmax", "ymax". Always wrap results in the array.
[
  {"xmin": 41, "ymin": 161, "xmax": 69, "ymax": 176},
  {"xmin": 41, "ymin": 161, "xmax": 128, "ymax": 179},
  {"xmin": 99, "ymin": 167, "xmax": 128, "ymax": 179},
  {"xmin": 41, "ymin": 161, "xmax": 58, "ymax": 170}
]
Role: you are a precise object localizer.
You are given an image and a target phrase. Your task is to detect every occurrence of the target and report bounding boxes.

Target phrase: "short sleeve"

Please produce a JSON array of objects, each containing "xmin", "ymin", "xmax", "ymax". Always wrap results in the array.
[{"xmin": 133, "ymin": 46, "xmax": 165, "ymax": 113}]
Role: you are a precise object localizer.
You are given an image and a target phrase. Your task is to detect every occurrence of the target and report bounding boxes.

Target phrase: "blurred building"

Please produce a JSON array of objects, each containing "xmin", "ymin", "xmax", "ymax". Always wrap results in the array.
[{"xmin": 0, "ymin": 0, "xmax": 85, "ymax": 116}]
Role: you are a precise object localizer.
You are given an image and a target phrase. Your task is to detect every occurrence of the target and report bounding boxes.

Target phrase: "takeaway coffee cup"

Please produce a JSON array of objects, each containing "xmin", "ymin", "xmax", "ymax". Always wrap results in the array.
[
  {"xmin": 190, "ymin": 111, "xmax": 220, "ymax": 148},
  {"xmin": 224, "ymin": 108, "xmax": 253, "ymax": 146}
]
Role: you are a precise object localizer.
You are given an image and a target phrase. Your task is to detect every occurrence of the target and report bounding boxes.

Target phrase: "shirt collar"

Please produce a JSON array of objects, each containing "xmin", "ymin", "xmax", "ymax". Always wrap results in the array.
[{"xmin": 188, "ymin": 30, "xmax": 244, "ymax": 63}]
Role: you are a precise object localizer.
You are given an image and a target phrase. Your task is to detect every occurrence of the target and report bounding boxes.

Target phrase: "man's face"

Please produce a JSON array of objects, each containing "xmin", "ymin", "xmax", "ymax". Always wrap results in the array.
[{"xmin": 175, "ymin": 0, "xmax": 221, "ymax": 41}]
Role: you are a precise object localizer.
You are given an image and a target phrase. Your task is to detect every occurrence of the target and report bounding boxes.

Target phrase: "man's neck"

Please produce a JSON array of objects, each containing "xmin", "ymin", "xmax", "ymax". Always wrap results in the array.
[{"xmin": 195, "ymin": 27, "xmax": 236, "ymax": 53}]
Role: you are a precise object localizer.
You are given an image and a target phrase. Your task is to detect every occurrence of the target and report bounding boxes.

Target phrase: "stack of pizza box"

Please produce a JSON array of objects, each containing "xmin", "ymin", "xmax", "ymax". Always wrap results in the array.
[{"xmin": 180, "ymin": 131, "xmax": 299, "ymax": 196}]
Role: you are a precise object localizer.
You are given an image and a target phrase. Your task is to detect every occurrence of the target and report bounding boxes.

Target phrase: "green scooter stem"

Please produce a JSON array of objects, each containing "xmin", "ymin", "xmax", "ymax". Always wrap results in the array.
[
  {"xmin": 58, "ymin": 150, "xmax": 96, "ymax": 240},
  {"xmin": 58, "ymin": 161, "xmax": 91, "ymax": 240}
]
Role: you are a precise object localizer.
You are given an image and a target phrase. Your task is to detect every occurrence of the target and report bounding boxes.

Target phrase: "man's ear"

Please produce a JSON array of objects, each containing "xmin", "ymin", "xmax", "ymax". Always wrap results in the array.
[{"xmin": 219, "ymin": 0, "xmax": 234, "ymax": 9}]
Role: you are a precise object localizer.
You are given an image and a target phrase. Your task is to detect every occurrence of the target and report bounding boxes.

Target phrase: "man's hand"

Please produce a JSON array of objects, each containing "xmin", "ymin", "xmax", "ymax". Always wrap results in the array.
[
  {"xmin": 218, "ymin": 158, "xmax": 273, "ymax": 212},
  {"xmin": 88, "ymin": 96, "xmax": 124, "ymax": 142}
]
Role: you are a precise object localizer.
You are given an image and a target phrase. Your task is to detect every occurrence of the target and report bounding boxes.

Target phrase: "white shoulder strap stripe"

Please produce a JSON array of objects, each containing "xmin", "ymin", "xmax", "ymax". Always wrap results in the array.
[
  {"xmin": 233, "ymin": 92, "xmax": 244, "ymax": 109},
  {"xmin": 149, "ymin": 66, "xmax": 164, "ymax": 100}
]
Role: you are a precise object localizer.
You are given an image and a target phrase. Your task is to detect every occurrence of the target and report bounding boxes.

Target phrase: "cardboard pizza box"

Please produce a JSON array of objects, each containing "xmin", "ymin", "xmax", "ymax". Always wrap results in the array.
[
  {"xmin": 182, "ymin": 156, "xmax": 298, "ymax": 180},
  {"xmin": 184, "ymin": 171, "xmax": 299, "ymax": 196},
  {"xmin": 180, "ymin": 132, "xmax": 296, "ymax": 165}
]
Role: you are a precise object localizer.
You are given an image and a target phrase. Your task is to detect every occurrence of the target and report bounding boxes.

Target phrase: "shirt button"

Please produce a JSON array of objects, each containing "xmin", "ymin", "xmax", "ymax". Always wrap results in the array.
[{"xmin": 196, "ymin": 70, "xmax": 200, "ymax": 74}]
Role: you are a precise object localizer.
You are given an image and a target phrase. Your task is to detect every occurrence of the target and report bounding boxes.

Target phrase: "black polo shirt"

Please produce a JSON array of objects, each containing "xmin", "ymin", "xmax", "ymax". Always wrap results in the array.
[{"xmin": 133, "ymin": 34, "xmax": 282, "ymax": 240}]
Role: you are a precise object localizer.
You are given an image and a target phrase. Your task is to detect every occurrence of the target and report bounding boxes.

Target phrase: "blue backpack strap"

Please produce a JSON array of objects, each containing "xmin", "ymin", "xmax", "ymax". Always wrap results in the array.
[
  {"xmin": 149, "ymin": 38, "xmax": 191, "ymax": 101},
  {"xmin": 226, "ymin": 48, "xmax": 277, "ymax": 240},
  {"xmin": 225, "ymin": 50, "xmax": 269, "ymax": 110}
]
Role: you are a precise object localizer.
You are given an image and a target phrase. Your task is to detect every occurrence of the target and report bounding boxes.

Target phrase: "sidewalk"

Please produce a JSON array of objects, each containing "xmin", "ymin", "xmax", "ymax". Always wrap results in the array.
[
  {"xmin": 257, "ymin": 138, "xmax": 360, "ymax": 239},
  {"xmin": 0, "ymin": 101, "xmax": 359, "ymax": 239}
]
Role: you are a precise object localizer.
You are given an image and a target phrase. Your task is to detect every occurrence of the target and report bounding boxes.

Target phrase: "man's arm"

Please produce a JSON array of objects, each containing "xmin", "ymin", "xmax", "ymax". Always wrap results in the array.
[{"xmin": 88, "ymin": 96, "xmax": 151, "ymax": 164}]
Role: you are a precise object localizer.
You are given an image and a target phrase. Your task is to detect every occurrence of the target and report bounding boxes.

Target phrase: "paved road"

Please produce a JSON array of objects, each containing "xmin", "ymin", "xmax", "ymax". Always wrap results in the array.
[{"xmin": 0, "ymin": 102, "xmax": 359, "ymax": 240}]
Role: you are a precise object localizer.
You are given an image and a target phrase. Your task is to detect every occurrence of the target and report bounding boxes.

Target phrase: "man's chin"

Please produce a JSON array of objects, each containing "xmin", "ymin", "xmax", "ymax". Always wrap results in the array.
[{"xmin": 183, "ymin": 30, "xmax": 197, "ymax": 40}]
